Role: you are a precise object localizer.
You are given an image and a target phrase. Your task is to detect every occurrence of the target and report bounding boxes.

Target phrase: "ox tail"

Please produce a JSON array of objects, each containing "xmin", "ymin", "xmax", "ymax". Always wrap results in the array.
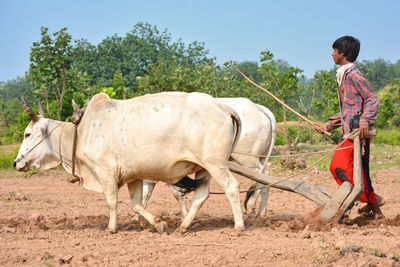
[
  {"xmin": 255, "ymin": 104, "xmax": 277, "ymax": 172},
  {"xmin": 244, "ymin": 182, "xmax": 258, "ymax": 211},
  {"xmin": 244, "ymin": 104, "xmax": 277, "ymax": 211},
  {"xmin": 216, "ymin": 103, "xmax": 242, "ymax": 157},
  {"xmin": 173, "ymin": 176, "xmax": 206, "ymax": 195}
]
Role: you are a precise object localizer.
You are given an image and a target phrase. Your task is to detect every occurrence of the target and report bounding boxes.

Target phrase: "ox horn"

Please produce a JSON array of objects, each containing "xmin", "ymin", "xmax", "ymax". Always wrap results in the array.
[
  {"xmin": 72, "ymin": 99, "xmax": 80, "ymax": 114},
  {"xmin": 21, "ymin": 96, "xmax": 38, "ymax": 122},
  {"xmin": 38, "ymin": 100, "xmax": 45, "ymax": 117}
]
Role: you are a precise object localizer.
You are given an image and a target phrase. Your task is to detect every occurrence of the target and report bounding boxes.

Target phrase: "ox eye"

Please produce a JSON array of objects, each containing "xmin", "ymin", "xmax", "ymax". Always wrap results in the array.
[{"xmin": 25, "ymin": 133, "xmax": 31, "ymax": 138}]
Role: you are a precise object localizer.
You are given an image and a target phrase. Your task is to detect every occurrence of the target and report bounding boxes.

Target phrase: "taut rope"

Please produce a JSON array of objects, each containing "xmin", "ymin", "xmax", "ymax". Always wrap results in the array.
[{"xmin": 210, "ymin": 131, "xmax": 360, "ymax": 195}]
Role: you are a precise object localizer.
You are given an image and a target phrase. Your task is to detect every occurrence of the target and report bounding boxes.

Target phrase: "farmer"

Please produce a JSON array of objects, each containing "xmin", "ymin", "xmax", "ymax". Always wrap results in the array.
[{"xmin": 314, "ymin": 35, "xmax": 384, "ymax": 218}]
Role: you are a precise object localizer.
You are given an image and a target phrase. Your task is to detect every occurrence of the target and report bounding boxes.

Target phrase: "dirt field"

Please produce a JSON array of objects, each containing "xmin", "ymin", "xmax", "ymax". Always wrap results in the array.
[{"xmin": 1, "ymin": 161, "xmax": 400, "ymax": 266}]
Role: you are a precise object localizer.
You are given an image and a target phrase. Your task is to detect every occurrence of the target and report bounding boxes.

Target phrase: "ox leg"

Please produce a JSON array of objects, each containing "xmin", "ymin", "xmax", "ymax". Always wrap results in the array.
[
  {"xmin": 257, "ymin": 186, "xmax": 270, "ymax": 217},
  {"xmin": 142, "ymin": 180, "xmax": 157, "ymax": 208},
  {"xmin": 257, "ymin": 168, "xmax": 271, "ymax": 217},
  {"xmin": 127, "ymin": 180, "xmax": 168, "ymax": 234},
  {"xmin": 210, "ymin": 167, "xmax": 245, "ymax": 231},
  {"xmin": 167, "ymin": 184, "xmax": 188, "ymax": 217},
  {"xmin": 104, "ymin": 182, "xmax": 119, "ymax": 233},
  {"xmin": 177, "ymin": 170, "xmax": 210, "ymax": 232},
  {"xmin": 132, "ymin": 179, "xmax": 157, "ymax": 222},
  {"xmin": 245, "ymin": 181, "xmax": 261, "ymax": 216},
  {"xmin": 245, "ymin": 166, "xmax": 271, "ymax": 217}
]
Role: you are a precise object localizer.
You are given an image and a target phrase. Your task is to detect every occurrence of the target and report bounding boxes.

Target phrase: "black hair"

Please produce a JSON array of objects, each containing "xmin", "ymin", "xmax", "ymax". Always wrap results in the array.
[{"xmin": 332, "ymin": 36, "xmax": 360, "ymax": 62}]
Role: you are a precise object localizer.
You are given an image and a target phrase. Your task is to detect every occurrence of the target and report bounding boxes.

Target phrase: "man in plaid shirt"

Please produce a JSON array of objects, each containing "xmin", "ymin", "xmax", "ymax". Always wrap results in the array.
[{"xmin": 315, "ymin": 36, "xmax": 384, "ymax": 218}]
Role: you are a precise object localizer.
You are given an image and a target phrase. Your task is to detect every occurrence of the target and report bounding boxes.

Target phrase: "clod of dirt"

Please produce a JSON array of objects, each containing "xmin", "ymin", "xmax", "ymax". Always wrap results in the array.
[
  {"xmin": 351, "ymin": 245, "xmax": 362, "ymax": 253},
  {"xmin": 295, "ymin": 158, "xmax": 307, "ymax": 169},
  {"xmin": 281, "ymin": 158, "xmax": 296, "ymax": 170},
  {"xmin": 58, "ymin": 255, "xmax": 74, "ymax": 264}
]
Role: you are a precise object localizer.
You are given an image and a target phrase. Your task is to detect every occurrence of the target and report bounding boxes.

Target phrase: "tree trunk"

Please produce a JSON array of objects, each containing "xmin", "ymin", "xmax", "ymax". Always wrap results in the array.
[
  {"xmin": 308, "ymin": 124, "xmax": 314, "ymax": 144},
  {"xmin": 44, "ymin": 82, "xmax": 50, "ymax": 115},
  {"xmin": 282, "ymin": 105, "xmax": 292, "ymax": 146},
  {"xmin": 294, "ymin": 118, "xmax": 301, "ymax": 145}
]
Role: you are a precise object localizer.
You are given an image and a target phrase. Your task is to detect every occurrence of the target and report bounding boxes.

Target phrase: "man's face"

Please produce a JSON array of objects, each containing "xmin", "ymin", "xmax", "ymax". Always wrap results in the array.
[{"xmin": 332, "ymin": 49, "xmax": 345, "ymax": 65}]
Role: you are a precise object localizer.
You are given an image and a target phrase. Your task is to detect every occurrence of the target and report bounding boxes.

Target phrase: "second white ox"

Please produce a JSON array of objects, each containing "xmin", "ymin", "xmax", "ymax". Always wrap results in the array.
[
  {"xmin": 142, "ymin": 97, "xmax": 277, "ymax": 217},
  {"xmin": 14, "ymin": 92, "xmax": 243, "ymax": 233}
]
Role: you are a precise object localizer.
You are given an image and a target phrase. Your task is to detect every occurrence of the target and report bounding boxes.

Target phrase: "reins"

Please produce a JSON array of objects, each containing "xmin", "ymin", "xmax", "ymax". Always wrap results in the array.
[
  {"xmin": 232, "ymin": 145, "xmax": 353, "ymax": 158},
  {"xmin": 210, "ymin": 130, "xmax": 360, "ymax": 195}
]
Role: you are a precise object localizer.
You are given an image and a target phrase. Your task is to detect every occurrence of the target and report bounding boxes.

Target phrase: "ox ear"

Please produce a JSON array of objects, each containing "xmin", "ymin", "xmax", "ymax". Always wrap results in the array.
[
  {"xmin": 72, "ymin": 99, "xmax": 80, "ymax": 114},
  {"xmin": 38, "ymin": 101, "xmax": 45, "ymax": 117},
  {"xmin": 21, "ymin": 96, "xmax": 38, "ymax": 122}
]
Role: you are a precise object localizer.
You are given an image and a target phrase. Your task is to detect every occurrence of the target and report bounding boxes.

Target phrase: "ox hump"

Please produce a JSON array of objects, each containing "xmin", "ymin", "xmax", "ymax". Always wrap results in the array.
[{"xmin": 85, "ymin": 93, "xmax": 112, "ymax": 111}]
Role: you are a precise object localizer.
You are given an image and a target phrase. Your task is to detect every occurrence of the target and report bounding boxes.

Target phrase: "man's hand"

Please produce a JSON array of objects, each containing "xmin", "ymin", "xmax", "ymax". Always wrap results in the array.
[
  {"xmin": 359, "ymin": 124, "xmax": 369, "ymax": 139},
  {"xmin": 313, "ymin": 122, "xmax": 328, "ymax": 134}
]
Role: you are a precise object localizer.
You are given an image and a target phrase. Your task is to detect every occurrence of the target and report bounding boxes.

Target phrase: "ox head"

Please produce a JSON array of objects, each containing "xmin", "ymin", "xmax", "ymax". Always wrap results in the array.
[{"xmin": 14, "ymin": 97, "xmax": 60, "ymax": 172}]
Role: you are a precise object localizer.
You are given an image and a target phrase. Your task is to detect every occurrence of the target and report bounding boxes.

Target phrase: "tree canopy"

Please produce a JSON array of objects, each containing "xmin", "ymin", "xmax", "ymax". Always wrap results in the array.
[{"xmin": 1, "ymin": 22, "xmax": 399, "ymax": 145}]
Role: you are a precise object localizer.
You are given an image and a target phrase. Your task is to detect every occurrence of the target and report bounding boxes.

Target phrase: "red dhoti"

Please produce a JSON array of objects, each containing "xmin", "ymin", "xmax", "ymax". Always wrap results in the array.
[{"xmin": 329, "ymin": 139, "xmax": 377, "ymax": 203}]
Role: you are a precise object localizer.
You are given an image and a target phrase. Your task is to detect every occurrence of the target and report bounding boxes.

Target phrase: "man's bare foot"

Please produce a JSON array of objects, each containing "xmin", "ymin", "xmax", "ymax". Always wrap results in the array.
[
  {"xmin": 358, "ymin": 193, "xmax": 385, "ymax": 214},
  {"xmin": 358, "ymin": 203, "xmax": 384, "ymax": 219},
  {"xmin": 375, "ymin": 193, "xmax": 385, "ymax": 206}
]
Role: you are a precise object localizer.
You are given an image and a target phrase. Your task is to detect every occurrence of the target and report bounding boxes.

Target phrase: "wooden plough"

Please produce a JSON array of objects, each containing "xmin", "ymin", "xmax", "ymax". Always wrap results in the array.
[
  {"xmin": 228, "ymin": 130, "xmax": 371, "ymax": 222},
  {"xmin": 227, "ymin": 162, "xmax": 331, "ymax": 206},
  {"xmin": 233, "ymin": 68, "xmax": 375, "ymax": 222}
]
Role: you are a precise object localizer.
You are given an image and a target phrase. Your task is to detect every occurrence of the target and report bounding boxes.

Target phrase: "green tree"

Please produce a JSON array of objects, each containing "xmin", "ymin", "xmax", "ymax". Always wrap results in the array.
[
  {"xmin": 376, "ymin": 78, "xmax": 400, "ymax": 128},
  {"xmin": 357, "ymin": 58, "xmax": 396, "ymax": 92},
  {"xmin": 27, "ymin": 27, "xmax": 72, "ymax": 120},
  {"xmin": 0, "ymin": 76, "xmax": 33, "ymax": 101},
  {"xmin": 111, "ymin": 70, "xmax": 129, "ymax": 99},
  {"xmin": 233, "ymin": 61, "xmax": 262, "ymax": 83},
  {"xmin": 312, "ymin": 69, "xmax": 338, "ymax": 121},
  {"xmin": 258, "ymin": 49, "xmax": 303, "ymax": 146},
  {"xmin": 0, "ymin": 77, "xmax": 33, "ymax": 143},
  {"xmin": 71, "ymin": 22, "xmax": 212, "ymax": 93}
]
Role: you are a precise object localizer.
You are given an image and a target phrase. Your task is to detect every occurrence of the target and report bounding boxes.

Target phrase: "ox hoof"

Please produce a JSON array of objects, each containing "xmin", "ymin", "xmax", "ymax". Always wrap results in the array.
[
  {"xmin": 106, "ymin": 228, "xmax": 117, "ymax": 234},
  {"xmin": 155, "ymin": 221, "xmax": 168, "ymax": 234},
  {"xmin": 234, "ymin": 225, "xmax": 245, "ymax": 232},
  {"xmin": 67, "ymin": 177, "xmax": 80, "ymax": 183},
  {"xmin": 175, "ymin": 227, "xmax": 189, "ymax": 235},
  {"xmin": 245, "ymin": 208, "xmax": 256, "ymax": 216},
  {"xmin": 132, "ymin": 214, "xmax": 142, "ymax": 222}
]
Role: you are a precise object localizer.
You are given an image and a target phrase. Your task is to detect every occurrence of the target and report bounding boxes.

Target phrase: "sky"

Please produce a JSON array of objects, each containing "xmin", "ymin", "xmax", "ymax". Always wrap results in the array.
[{"xmin": 0, "ymin": 0, "xmax": 399, "ymax": 82}]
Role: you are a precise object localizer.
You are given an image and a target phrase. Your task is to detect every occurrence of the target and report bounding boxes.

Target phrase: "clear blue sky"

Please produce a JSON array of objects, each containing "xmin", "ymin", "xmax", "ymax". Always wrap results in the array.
[{"xmin": 1, "ymin": 0, "xmax": 399, "ymax": 82}]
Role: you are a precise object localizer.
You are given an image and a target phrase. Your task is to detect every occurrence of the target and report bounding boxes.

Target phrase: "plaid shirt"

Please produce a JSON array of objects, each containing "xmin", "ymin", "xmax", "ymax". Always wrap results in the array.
[{"xmin": 328, "ymin": 66, "xmax": 379, "ymax": 135}]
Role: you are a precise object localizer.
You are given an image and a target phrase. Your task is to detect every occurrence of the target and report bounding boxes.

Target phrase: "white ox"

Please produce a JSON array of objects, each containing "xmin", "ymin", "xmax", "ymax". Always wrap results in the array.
[
  {"xmin": 142, "ymin": 97, "xmax": 276, "ymax": 217},
  {"xmin": 14, "ymin": 92, "xmax": 243, "ymax": 233}
]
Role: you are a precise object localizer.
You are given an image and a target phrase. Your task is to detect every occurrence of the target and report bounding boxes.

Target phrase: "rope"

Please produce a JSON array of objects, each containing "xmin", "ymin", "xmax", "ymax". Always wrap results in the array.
[
  {"xmin": 210, "ymin": 131, "xmax": 358, "ymax": 195},
  {"xmin": 15, "ymin": 123, "xmax": 62, "ymax": 163},
  {"xmin": 232, "ymin": 145, "xmax": 353, "ymax": 158},
  {"xmin": 235, "ymin": 68, "xmax": 332, "ymax": 136}
]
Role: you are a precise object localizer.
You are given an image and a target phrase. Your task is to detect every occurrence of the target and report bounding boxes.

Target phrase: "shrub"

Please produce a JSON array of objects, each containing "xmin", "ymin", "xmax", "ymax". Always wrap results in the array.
[
  {"xmin": 0, "ymin": 148, "xmax": 18, "ymax": 169},
  {"xmin": 375, "ymin": 129, "xmax": 400, "ymax": 146}
]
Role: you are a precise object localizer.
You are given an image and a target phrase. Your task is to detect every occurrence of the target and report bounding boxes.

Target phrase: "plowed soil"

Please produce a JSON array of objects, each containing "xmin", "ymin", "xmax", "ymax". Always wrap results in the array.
[{"xmin": 1, "ymin": 164, "xmax": 400, "ymax": 266}]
